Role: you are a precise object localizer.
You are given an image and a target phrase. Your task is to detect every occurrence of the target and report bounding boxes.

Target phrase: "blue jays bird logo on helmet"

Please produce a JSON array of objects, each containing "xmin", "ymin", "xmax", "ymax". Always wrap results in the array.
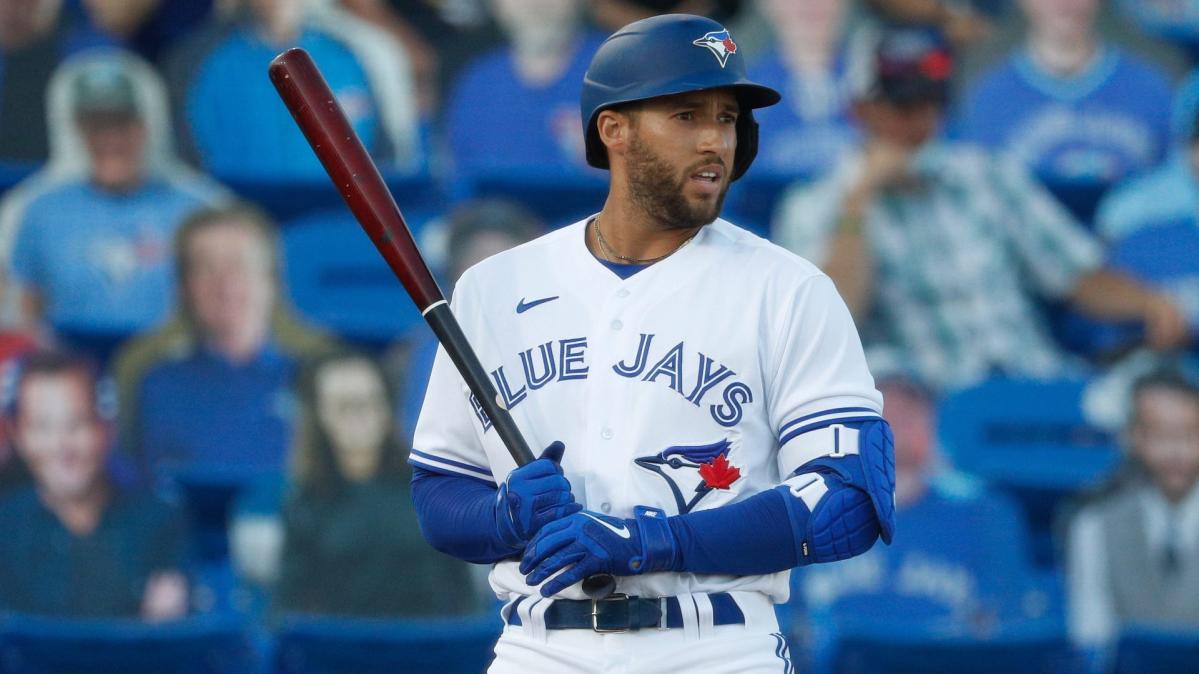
[
  {"xmin": 693, "ymin": 30, "xmax": 738, "ymax": 68},
  {"xmin": 635, "ymin": 439, "xmax": 742, "ymax": 514}
]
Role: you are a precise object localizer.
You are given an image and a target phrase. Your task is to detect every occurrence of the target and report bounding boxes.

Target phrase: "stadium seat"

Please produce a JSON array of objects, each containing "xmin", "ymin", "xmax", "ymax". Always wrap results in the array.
[
  {"xmin": 222, "ymin": 174, "xmax": 445, "ymax": 226},
  {"xmin": 0, "ymin": 615, "xmax": 256, "ymax": 674},
  {"xmin": 273, "ymin": 614, "xmax": 500, "ymax": 674},
  {"xmin": 282, "ymin": 209, "xmax": 432, "ymax": 345},
  {"xmin": 0, "ymin": 161, "xmax": 38, "ymax": 199},
  {"xmin": 1059, "ymin": 216, "xmax": 1199, "ymax": 358},
  {"xmin": 466, "ymin": 169, "xmax": 607, "ymax": 229},
  {"xmin": 723, "ymin": 173, "xmax": 804, "ymax": 239},
  {"xmin": 834, "ymin": 619, "xmax": 1081, "ymax": 674},
  {"xmin": 1114, "ymin": 626, "xmax": 1199, "ymax": 674},
  {"xmin": 1041, "ymin": 179, "xmax": 1111, "ymax": 230},
  {"xmin": 937, "ymin": 377, "xmax": 1120, "ymax": 565}
]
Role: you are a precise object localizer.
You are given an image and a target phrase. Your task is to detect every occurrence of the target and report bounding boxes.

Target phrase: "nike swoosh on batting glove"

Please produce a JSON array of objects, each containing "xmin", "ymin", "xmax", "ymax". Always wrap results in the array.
[
  {"xmin": 495, "ymin": 441, "xmax": 582, "ymax": 549},
  {"xmin": 519, "ymin": 506, "xmax": 679, "ymax": 597}
]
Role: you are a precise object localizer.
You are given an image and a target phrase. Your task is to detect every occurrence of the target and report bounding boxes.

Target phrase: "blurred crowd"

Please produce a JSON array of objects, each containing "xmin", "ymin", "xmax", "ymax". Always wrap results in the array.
[{"xmin": 0, "ymin": 0, "xmax": 1197, "ymax": 672}]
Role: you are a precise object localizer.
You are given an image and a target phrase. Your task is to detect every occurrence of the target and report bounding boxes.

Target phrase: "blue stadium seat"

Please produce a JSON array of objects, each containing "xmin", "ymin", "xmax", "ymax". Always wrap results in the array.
[
  {"xmin": 937, "ymin": 377, "xmax": 1120, "ymax": 565},
  {"xmin": 1041, "ymin": 179, "xmax": 1111, "ymax": 230},
  {"xmin": 465, "ymin": 169, "xmax": 607, "ymax": 229},
  {"xmin": 723, "ymin": 173, "xmax": 804, "ymax": 239},
  {"xmin": 0, "ymin": 615, "xmax": 256, "ymax": 674},
  {"xmin": 222, "ymin": 174, "xmax": 446, "ymax": 226},
  {"xmin": 834, "ymin": 620, "xmax": 1081, "ymax": 674},
  {"xmin": 282, "ymin": 209, "xmax": 432, "ymax": 345},
  {"xmin": 273, "ymin": 614, "xmax": 500, "ymax": 674},
  {"xmin": 0, "ymin": 161, "xmax": 38, "ymax": 199},
  {"xmin": 1059, "ymin": 216, "xmax": 1199, "ymax": 358},
  {"xmin": 1114, "ymin": 626, "xmax": 1199, "ymax": 674}
]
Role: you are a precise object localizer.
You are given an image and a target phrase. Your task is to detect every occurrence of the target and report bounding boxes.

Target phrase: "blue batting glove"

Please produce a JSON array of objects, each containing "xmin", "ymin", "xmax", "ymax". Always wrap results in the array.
[
  {"xmin": 495, "ymin": 441, "xmax": 581, "ymax": 549},
  {"xmin": 519, "ymin": 506, "xmax": 679, "ymax": 597}
]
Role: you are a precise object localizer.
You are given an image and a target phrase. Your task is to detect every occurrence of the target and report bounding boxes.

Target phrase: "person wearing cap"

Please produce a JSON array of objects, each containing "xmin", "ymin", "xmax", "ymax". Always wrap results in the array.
[
  {"xmin": 411, "ymin": 13, "xmax": 894, "ymax": 671},
  {"xmin": 1066, "ymin": 362, "xmax": 1199, "ymax": 656},
  {"xmin": 2, "ymin": 49, "xmax": 224, "ymax": 344},
  {"xmin": 774, "ymin": 26, "xmax": 1188, "ymax": 393}
]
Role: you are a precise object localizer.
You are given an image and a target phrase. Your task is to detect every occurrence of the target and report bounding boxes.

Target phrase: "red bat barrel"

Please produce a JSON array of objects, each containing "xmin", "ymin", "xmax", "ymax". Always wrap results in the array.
[{"xmin": 267, "ymin": 47, "xmax": 442, "ymax": 312}]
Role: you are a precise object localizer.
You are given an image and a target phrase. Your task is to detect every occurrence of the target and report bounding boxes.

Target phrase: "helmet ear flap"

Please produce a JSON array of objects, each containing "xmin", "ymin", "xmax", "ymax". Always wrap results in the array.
[{"xmin": 731, "ymin": 109, "xmax": 759, "ymax": 182}]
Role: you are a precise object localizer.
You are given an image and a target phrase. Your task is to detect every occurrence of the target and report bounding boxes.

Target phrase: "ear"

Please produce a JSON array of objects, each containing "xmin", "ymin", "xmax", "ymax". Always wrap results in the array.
[{"xmin": 596, "ymin": 108, "xmax": 633, "ymax": 163}]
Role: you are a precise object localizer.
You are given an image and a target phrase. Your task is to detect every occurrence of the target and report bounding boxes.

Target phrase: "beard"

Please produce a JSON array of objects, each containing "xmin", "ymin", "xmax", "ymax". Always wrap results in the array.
[{"xmin": 626, "ymin": 135, "xmax": 729, "ymax": 230}]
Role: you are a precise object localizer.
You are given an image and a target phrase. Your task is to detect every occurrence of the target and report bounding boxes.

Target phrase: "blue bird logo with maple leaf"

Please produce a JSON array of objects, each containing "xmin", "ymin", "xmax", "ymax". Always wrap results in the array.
[{"xmin": 634, "ymin": 440, "xmax": 742, "ymax": 514}]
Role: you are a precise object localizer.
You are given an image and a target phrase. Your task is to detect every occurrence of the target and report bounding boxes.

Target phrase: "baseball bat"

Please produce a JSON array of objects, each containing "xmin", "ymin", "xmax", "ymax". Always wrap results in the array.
[{"xmin": 268, "ymin": 48, "xmax": 616, "ymax": 601}]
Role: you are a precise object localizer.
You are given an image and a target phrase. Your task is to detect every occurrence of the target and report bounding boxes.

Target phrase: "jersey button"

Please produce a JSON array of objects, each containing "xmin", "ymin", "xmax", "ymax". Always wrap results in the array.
[
  {"xmin": 616, "ymin": 289, "xmax": 630, "ymax": 298},
  {"xmin": 610, "ymin": 319, "xmax": 623, "ymax": 330},
  {"xmin": 601, "ymin": 428, "xmax": 614, "ymax": 440},
  {"xmin": 601, "ymin": 502, "xmax": 612, "ymax": 513}
]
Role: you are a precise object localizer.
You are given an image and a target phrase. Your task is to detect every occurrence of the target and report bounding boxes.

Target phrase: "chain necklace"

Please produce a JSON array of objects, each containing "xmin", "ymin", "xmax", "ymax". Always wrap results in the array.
[{"xmin": 591, "ymin": 217, "xmax": 698, "ymax": 265}]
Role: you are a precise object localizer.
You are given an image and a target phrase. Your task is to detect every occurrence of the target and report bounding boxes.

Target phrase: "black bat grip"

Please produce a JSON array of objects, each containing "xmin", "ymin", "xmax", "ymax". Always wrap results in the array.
[
  {"xmin": 424, "ymin": 303, "xmax": 617, "ymax": 600},
  {"xmin": 423, "ymin": 303, "xmax": 534, "ymax": 465}
]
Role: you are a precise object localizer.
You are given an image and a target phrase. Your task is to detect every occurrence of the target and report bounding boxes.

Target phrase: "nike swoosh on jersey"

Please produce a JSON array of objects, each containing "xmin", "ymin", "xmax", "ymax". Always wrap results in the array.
[
  {"xmin": 516, "ymin": 295, "xmax": 559, "ymax": 314},
  {"xmin": 580, "ymin": 512, "xmax": 631, "ymax": 539}
]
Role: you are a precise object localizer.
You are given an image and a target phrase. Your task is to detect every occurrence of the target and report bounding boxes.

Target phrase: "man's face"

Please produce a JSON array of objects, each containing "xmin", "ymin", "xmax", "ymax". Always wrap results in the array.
[
  {"xmin": 1130, "ymin": 387, "xmax": 1199, "ymax": 502},
  {"xmin": 79, "ymin": 113, "xmax": 146, "ymax": 191},
  {"xmin": 14, "ymin": 372, "xmax": 107, "ymax": 502},
  {"xmin": 493, "ymin": 0, "xmax": 581, "ymax": 48},
  {"xmin": 621, "ymin": 89, "xmax": 739, "ymax": 230},
  {"xmin": 757, "ymin": 0, "xmax": 845, "ymax": 34},
  {"xmin": 316, "ymin": 359, "xmax": 391, "ymax": 482},
  {"xmin": 1020, "ymin": 0, "xmax": 1098, "ymax": 38},
  {"xmin": 184, "ymin": 221, "xmax": 275, "ymax": 340},
  {"xmin": 879, "ymin": 380, "xmax": 934, "ymax": 474},
  {"xmin": 857, "ymin": 98, "xmax": 943, "ymax": 150}
]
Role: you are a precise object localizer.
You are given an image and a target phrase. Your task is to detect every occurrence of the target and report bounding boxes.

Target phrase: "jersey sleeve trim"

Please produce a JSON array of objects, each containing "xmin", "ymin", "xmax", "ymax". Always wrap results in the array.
[
  {"xmin": 778, "ymin": 407, "xmax": 879, "ymax": 441},
  {"xmin": 778, "ymin": 415, "xmax": 881, "ymax": 476},
  {"xmin": 409, "ymin": 449, "xmax": 495, "ymax": 483}
]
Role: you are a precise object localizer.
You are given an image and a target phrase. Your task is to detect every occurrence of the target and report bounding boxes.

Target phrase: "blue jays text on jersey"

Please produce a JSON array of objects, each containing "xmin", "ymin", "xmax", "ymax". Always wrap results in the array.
[{"xmin": 469, "ymin": 333, "xmax": 755, "ymax": 432}]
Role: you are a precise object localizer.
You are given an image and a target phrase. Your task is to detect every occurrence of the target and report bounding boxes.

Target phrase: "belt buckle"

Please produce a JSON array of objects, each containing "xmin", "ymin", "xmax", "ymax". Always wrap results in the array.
[{"xmin": 590, "ymin": 593, "xmax": 629, "ymax": 633}]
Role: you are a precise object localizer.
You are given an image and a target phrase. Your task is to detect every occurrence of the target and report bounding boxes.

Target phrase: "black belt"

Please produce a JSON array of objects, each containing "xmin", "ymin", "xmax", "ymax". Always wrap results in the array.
[{"xmin": 505, "ymin": 593, "xmax": 745, "ymax": 633}]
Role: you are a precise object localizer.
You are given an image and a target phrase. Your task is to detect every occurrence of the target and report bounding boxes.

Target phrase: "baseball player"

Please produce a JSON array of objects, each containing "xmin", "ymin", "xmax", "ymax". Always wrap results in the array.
[{"xmin": 410, "ymin": 13, "xmax": 894, "ymax": 672}]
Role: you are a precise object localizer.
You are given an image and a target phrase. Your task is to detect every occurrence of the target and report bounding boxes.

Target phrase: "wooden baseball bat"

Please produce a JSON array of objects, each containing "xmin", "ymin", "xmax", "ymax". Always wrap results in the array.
[{"xmin": 268, "ymin": 48, "xmax": 616, "ymax": 600}]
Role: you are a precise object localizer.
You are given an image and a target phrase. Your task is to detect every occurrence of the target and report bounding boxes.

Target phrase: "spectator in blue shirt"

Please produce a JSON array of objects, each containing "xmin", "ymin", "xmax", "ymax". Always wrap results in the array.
[
  {"xmin": 1, "ymin": 49, "xmax": 225, "ymax": 341},
  {"xmin": 174, "ymin": 0, "xmax": 420, "ymax": 181},
  {"xmin": 959, "ymin": 0, "xmax": 1174, "ymax": 224},
  {"xmin": 748, "ymin": 0, "xmax": 864, "ymax": 181},
  {"xmin": 1068, "ymin": 104, "xmax": 1199, "ymax": 357},
  {"xmin": 444, "ymin": 0, "xmax": 603, "ymax": 181},
  {"xmin": 0, "ymin": 350, "xmax": 187, "ymax": 619},
  {"xmin": 793, "ymin": 374, "xmax": 1041, "ymax": 671},
  {"xmin": 115, "ymin": 202, "xmax": 334, "ymax": 487}
]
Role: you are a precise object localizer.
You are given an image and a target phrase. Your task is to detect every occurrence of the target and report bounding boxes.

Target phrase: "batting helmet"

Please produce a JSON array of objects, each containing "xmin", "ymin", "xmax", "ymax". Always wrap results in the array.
[{"xmin": 581, "ymin": 14, "xmax": 781, "ymax": 181}]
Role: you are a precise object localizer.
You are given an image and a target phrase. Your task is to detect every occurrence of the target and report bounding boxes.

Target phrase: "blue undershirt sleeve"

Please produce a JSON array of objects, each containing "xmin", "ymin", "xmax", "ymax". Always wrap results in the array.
[
  {"xmin": 410, "ymin": 466, "xmax": 522, "ymax": 564},
  {"xmin": 667, "ymin": 488, "xmax": 798, "ymax": 575}
]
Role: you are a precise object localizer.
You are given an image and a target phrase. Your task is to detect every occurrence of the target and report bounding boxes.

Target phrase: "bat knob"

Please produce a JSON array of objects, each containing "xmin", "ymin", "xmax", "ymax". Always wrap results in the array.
[{"xmin": 582, "ymin": 573, "xmax": 617, "ymax": 600}]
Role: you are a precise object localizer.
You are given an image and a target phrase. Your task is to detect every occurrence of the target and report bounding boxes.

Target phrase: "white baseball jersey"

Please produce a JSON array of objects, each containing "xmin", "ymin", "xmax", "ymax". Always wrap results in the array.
[{"xmin": 412, "ymin": 216, "xmax": 882, "ymax": 604}]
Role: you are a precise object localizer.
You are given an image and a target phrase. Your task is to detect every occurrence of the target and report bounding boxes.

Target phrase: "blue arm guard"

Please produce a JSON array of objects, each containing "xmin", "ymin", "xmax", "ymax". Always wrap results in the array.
[{"xmin": 774, "ymin": 419, "xmax": 896, "ymax": 564}]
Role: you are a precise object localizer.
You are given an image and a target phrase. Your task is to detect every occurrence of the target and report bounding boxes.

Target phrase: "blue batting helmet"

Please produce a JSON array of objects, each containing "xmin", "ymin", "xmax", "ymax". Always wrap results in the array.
[{"xmin": 581, "ymin": 14, "xmax": 781, "ymax": 181}]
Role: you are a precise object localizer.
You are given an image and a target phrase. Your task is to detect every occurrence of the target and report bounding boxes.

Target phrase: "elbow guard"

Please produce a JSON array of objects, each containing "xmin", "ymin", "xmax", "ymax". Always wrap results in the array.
[{"xmin": 774, "ymin": 419, "xmax": 896, "ymax": 565}]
